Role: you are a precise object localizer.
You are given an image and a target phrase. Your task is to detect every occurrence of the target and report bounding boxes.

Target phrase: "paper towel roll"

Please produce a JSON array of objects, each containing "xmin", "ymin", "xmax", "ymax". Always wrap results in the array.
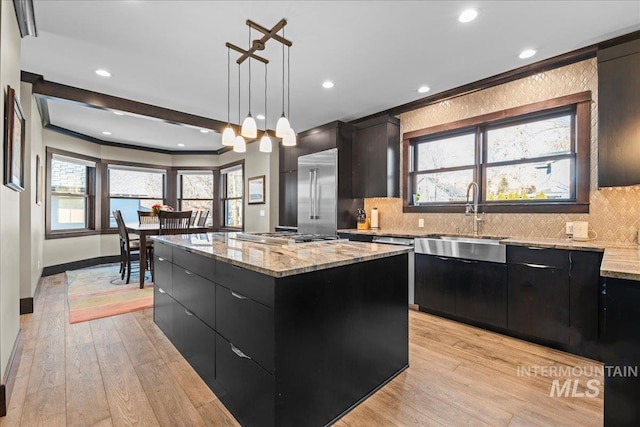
[{"xmin": 371, "ymin": 208, "xmax": 379, "ymax": 229}]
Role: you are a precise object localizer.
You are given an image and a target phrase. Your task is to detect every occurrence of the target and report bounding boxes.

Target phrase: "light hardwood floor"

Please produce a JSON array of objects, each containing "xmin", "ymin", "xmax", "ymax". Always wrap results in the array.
[{"xmin": 1, "ymin": 272, "xmax": 603, "ymax": 426}]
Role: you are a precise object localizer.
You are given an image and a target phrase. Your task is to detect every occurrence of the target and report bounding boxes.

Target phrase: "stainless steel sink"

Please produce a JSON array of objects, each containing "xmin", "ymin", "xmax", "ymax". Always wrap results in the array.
[{"xmin": 414, "ymin": 236, "xmax": 506, "ymax": 263}]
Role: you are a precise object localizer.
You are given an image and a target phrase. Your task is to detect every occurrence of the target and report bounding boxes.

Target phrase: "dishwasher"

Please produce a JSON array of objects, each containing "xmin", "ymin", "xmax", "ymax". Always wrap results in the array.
[{"xmin": 371, "ymin": 236, "xmax": 415, "ymax": 306}]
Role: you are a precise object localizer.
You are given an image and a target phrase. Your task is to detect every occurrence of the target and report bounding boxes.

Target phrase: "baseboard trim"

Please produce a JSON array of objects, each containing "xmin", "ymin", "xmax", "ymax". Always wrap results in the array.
[
  {"xmin": 19, "ymin": 298, "xmax": 33, "ymax": 315},
  {"xmin": 1, "ymin": 330, "xmax": 24, "ymax": 417},
  {"xmin": 41, "ymin": 255, "xmax": 121, "ymax": 276}
]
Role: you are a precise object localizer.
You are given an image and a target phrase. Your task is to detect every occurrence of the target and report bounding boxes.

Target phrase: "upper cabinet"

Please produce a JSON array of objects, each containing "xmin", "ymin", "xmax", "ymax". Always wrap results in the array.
[
  {"xmin": 597, "ymin": 39, "xmax": 640, "ymax": 187},
  {"xmin": 352, "ymin": 115, "xmax": 400, "ymax": 198}
]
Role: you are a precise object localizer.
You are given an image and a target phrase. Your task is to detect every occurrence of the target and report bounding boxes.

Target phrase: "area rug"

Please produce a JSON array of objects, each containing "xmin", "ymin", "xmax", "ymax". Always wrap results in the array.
[{"xmin": 67, "ymin": 264, "xmax": 154, "ymax": 324}]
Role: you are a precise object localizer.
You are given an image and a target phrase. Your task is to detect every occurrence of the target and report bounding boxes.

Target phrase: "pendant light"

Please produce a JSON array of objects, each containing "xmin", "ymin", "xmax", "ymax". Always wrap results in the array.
[
  {"xmin": 221, "ymin": 47, "xmax": 236, "ymax": 146},
  {"xmin": 275, "ymin": 27, "xmax": 291, "ymax": 137},
  {"xmin": 234, "ymin": 63, "xmax": 247, "ymax": 153},
  {"xmin": 281, "ymin": 43, "xmax": 297, "ymax": 146},
  {"xmin": 241, "ymin": 26, "xmax": 258, "ymax": 138},
  {"xmin": 259, "ymin": 62, "xmax": 272, "ymax": 153}
]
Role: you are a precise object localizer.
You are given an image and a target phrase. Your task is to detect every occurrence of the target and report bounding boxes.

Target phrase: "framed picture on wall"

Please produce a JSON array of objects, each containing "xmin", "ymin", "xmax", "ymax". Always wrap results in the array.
[
  {"xmin": 4, "ymin": 86, "xmax": 25, "ymax": 192},
  {"xmin": 35, "ymin": 154, "xmax": 43, "ymax": 205},
  {"xmin": 248, "ymin": 175, "xmax": 265, "ymax": 204}
]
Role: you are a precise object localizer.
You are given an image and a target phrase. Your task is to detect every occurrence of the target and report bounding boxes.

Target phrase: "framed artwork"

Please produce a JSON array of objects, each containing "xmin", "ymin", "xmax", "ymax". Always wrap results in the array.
[
  {"xmin": 247, "ymin": 175, "xmax": 265, "ymax": 204},
  {"xmin": 4, "ymin": 86, "xmax": 25, "ymax": 192}
]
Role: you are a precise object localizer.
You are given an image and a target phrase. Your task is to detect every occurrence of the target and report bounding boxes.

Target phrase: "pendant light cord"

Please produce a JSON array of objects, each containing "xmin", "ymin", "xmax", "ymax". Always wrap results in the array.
[
  {"xmin": 238, "ymin": 63, "xmax": 241, "ymax": 124},
  {"xmin": 248, "ymin": 26, "xmax": 252, "ymax": 115},
  {"xmin": 281, "ymin": 27, "xmax": 285, "ymax": 116},
  {"xmin": 264, "ymin": 62, "xmax": 268, "ymax": 131},
  {"xmin": 287, "ymin": 42, "xmax": 291, "ymax": 120},
  {"xmin": 226, "ymin": 47, "xmax": 230, "ymax": 124}
]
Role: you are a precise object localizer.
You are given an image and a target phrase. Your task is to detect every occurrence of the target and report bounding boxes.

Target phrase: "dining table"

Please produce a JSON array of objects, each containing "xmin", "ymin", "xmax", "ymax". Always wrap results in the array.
[{"xmin": 125, "ymin": 223, "xmax": 209, "ymax": 288}]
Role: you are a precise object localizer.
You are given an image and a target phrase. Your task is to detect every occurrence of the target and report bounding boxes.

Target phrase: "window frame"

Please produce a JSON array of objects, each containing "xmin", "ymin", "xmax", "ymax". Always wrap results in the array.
[
  {"xmin": 402, "ymin": 92, "xmax": 591, "ymax": 214},
  {"xmin": 105, "ymin": 162, "xmax": 168, "ymax": 229},
  {"xmin": 220, "ymin": 161, "xmax": 244, "ymax": 230},
  {"xmin": 177, "ymin": 168, "xmax": 216, "ymax": 228},
  {"xmin": 45, "ymin": 148, "xmax": 98, "ymax": 239}
]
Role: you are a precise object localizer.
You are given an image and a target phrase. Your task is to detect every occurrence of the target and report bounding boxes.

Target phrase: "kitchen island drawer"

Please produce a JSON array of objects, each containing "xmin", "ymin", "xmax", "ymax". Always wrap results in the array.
[
  {"xmin": 153, "ymin": 255, "xmax": 173, "ymax": 295},
  {"xmin": 172, "ymin": 266, "xmax": 215, "ymax": 328},
  {"xmin": 216, "ymin": 284, "xmax": 274, "ymax": 373},
  {"xmin": 173, "ymin": 247, "xmax": 215, "ymax": 281},
  {"xmin": 215, "ymin": 260, "xmax": 274, "ymax": 308},
  {"xmin": 173, "ymin": 301, "xmax": 216, "ymax": 388},
  {"xmin": 507, "ymin": 246, "xmax": 570, "ymax": 270},
  {"xmin": 153, "ymin": 285, "xmax": 174, "ymax": 340},
  {"xmin": 154, "ymin": 242, "xmax": 173, "ymax": 262},
  {"xmin": 215, "ymin": 333, "xmax": 274, "ymax": 427}
]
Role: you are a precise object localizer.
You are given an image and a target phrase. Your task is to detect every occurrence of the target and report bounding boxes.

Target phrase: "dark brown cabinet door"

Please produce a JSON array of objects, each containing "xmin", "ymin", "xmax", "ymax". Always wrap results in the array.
[
  {"xmin": 415, "ymin": 254, "xmax": 456, "ymax": 315},
  {"xmin": 455, "ymin": 260, "xmax": 507, "ymax": 328},
  {"xmin": 598, "ymin": 40, "xmax": 640, "ymax": 187},
  {"xmin": 569, "ymin": 251, "xmax": 602, "ymax": 352},
  {"xmin": 278, "ymin": 170, "xmax": 297, "ymax": 227},
  {"xmin": 352, "ymin": 116, "xmax": 400, "ymax": 198},
  {"xmin": 507, "ymin": 264, "xmax": 571, "ymax": 344}
]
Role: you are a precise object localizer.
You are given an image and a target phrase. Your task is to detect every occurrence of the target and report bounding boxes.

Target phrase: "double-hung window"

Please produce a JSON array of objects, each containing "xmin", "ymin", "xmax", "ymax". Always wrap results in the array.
[
  {"xmin": 108, "ymin": 165, "xmax": 166, "ymax": 226},
  {"xmin": 221, "ymin": 165, "xmax": 243, "ymax": 228},
  {"xmin": 178, "ymin": 170, "xmax": 214, "ymax": 226},
  {"xmin": 48, "ymin": 151, "xmax": 96, "ymax": 235},
  {"xmin": 404, "ymin": 93, "xmax": 591, "ymax": 213}
]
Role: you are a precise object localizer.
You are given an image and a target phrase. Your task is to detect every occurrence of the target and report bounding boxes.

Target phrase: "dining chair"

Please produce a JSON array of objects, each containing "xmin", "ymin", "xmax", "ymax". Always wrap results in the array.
[
  {"xmin": 114, "ymin": 210, "xmax": 154, "ymax": 284},
  {"xmin": 138, "ymin": 210, "xmax": 159, "ymax": 224},
  {"xmin": 197, "ymin": 210, "xmax": 210, "ymax": 227},
  {"xmin": 189, "ymin": 210, "xmax": 199, "ymax": 226},
  {"xmin": 158, "ymin": 210, "xmax": 192, "ymax": 235}
]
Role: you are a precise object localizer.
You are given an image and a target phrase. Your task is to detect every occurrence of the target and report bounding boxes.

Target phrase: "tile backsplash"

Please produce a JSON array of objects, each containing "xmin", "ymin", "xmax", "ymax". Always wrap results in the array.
[{"xmin": 363, "ymin": 59, "xmax": 640, "ymax": 244}]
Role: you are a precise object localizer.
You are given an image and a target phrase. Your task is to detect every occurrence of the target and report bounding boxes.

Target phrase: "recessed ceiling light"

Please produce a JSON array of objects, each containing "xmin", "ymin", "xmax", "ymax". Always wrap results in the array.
[
  {"xmin": 256, "ymin": 114, "xmax": 265, "ymax": 120},
  {"xmin": 102, "ymin": 131, "xmax": 111, "ymax": 135},
  {"xmin": 322, "ymin": 81, "xmax": 335, "ymax": 89},
  {"xmin": 519, "ymin": 49, "xmax": 537, "ymax": 59},
  {"xmin": 113, "ymin": 111, "xmax": 124, "ymax": 116},
  {"xmin": 200, "ymin": 129, "xmax": 210, "ymax": 133},
  {"xmin": 178, "ymin": 143, "xmax": 185, "ymax": 147},
  {"xmin": 95, "ymin": 69, "xmax": 111, "ymax": 77},
  {"xmin": 458, "ymin": 9, "xmax": 478, "ymax": 23},
  {"xmin": 418, "ymin": 86, "xmax": 430, "ymax": 94}
]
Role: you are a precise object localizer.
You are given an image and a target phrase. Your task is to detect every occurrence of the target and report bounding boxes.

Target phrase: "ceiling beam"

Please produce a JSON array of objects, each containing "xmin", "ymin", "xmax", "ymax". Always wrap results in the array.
[{"xmin": 28, "ymin": 76, "xmax": 237, "ymax": 135}]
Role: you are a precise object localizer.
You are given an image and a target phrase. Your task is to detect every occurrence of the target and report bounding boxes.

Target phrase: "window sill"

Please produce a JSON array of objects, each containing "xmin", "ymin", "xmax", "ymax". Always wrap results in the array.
[
  {"xmin": 403, "ymin": 202, "xmax": 589, "ymax": 214},
  {"xmin": 45, "ymin": 229, "xmax": 100, "ymax": 240}
]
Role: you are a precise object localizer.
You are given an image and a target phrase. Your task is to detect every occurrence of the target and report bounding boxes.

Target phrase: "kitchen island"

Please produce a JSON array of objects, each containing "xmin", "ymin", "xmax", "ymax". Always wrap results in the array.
[{"xmin": 151, "ymin": 233, "xmax": 410, "ymax": 427}]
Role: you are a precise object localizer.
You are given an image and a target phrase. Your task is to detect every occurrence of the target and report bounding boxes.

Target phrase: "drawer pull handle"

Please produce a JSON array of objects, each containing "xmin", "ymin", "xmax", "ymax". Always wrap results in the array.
[
  {"xmin": 185, "ymin": 270, "xmax": 193, "ymax": 275},
  {"xmin": 523, "ymin": 263, "xmax": 552, "ymax": 269},
  {"xmin": 158, "ymin": 257, "xmax": 165, "ymax": 262},
  {"xmin": 231, "ymin": 291, "xmax": 247, "ymax": 300},
  {"xmin": 158, "ymin": 288, "xmax": 166, "ymax": 294},
  {"xmin": 436, "ymin": 256, "xmax": 450, "ymax": 261},
  {"xmin": 527, "ymin": 247, "xmax": 545, "ymax": 250},
  {"xmin": 459, "ymin": 259, "xmax": 475, "ymax": 264},
  {"xmin": 230, "ymin": 343, "xmax": 251, "ymax": 360},
  {"xmin": 184, "ymin": 309, "xmax": 194, "ymax": 316},
  {"xmin": 232, "ymin": 265, "xmax": 242, "ymax": 270}
]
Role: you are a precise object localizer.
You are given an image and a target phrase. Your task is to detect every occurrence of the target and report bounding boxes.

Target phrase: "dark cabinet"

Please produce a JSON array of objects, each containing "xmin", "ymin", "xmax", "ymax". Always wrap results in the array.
[
  {"xmin": 278, "ymin": 170, "xmax": 297, "ymax": 227},
  {"xmin": 507, "ymin": 263, "xmax": 571, "ymax": 344},
  {"xmin": 455, "ymin": 259, "xmax": 507, "ymax": 328},
  {"xmin": 601, "ymin": 278, "xmax": 640, "ymax": 427},
  {"xmin": 598, "ymin": 39, "xmax": 640, "ymax": 187},
  {"xmin": 415, "ymin": 254, "xmax": 507, "ymax": 327},
  {"xmin": 173, "ymin": 302, "xmax": 216, "ymax": 387},
  {"xmin": 153, "ymin": 285, "xmax": 174, "ymax": 340},
  {"xmin": 569, "ymin": 251, "xmax": 602, "ymax": 354},
  {"xmin": 415, "ymin": 254, "xmax": 457, "ymax": 315},
  {"xmin": 352, "ymin": 115, "xmax": 400, "ymax": 198},
  {"xmin": 337, "ymin": 232, "xmax": 374, "ymax": 242}
]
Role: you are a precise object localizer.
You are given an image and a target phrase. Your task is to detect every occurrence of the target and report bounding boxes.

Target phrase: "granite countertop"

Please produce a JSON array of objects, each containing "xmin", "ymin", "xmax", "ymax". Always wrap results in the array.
[
  {"xmin": 340, "ymin": 229, "xmax": 640, "ymax": 281},
  {"xmin": 152, "ymin": 233, "xmax": 412, "ymax": 278}
]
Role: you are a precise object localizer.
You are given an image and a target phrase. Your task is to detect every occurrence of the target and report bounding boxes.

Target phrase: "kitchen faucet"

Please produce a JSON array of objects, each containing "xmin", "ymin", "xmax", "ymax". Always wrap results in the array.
[{"xmin": 465, "ymin": 182, "xmax": 484, "ymax": 236}]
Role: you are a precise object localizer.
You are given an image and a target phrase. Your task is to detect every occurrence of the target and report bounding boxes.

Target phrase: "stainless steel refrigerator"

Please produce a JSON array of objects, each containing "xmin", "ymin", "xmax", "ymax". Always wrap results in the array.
[{"xmin": 298, "ymin": 148, "xmax": 360, "ymax": 235}]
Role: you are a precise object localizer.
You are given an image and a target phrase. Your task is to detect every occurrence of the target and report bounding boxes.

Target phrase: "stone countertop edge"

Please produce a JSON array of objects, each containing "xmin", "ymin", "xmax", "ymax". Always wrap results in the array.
[
  {"xmin": 340, "ymin": 229, "xmax": 640, "ymax": 281},
  {"xmin": 151, "ymin": 234, "xmax": 412, "ymax": 278}
]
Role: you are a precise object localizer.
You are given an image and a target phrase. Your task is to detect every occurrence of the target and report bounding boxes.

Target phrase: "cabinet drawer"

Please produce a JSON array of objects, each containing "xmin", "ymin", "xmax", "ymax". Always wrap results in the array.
[
  {"xmin": 173, "ymin": 301, "xmax": 216, "ymax": 388},
  {"xmin": 216, "ymin": 285, "xmax": 274, "ymax": 373},
  {"xmin": 215, "ymin": 333, "xmax": 274, "ymax": 427},
  {"xmin": 154, "ymin": 242, "xmax": 173, "ymax": 263},
  {"xmin": 172, "ymin": 266, "xmax": 215, "ymax": 328},
  {"xmin": 507, "ymin": 246, "xmax": 570, "ymax": 270},
  {"xmin": 153, "ymin": 286, "xmax": 174, "ymax": 340},
  {"xmin": 215, "ymin": 261, "xmax": 274, "ymax": 308},
  {"xmin": 173, "ymin": 247, "xmax": 215, "ymax": 281},
  {"xmin": 153, "ymin": 255, "xmax": 173, "ymax": 295}
]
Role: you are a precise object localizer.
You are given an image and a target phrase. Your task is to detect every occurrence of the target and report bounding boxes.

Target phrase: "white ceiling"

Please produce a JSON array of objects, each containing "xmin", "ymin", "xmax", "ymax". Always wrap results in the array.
[{"xmin": 21, "ymin": 1, "xmax": 640, "ymax": 152}]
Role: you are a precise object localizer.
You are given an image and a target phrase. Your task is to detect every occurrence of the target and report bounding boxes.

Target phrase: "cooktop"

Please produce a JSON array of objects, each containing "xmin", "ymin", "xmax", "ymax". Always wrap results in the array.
[{"xmin": 233, "ymin": 232, "xmax": 340, "ymax": 245}]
